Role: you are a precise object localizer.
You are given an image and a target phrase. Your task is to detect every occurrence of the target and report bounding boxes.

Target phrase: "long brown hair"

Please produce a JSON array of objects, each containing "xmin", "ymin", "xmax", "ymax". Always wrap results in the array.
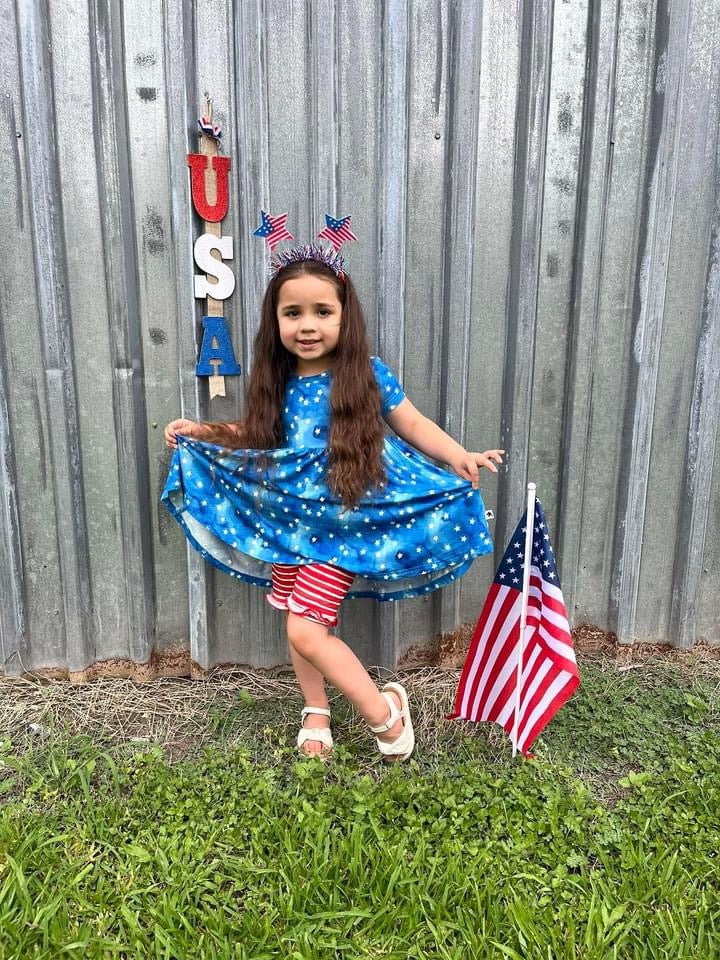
[{"xmin": 199, "ymin": 259, "xmax": 387, "ymax": 510}]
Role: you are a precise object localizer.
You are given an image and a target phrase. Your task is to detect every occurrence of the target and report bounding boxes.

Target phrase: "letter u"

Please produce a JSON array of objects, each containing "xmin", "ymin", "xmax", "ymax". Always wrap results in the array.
[{"xmin": 186, "ymin": 153, "xmax": 231, "ymax": 222}]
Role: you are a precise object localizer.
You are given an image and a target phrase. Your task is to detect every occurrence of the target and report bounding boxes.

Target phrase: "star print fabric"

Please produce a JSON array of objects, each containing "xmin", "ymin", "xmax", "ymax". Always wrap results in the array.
[{"xmin": 160, "ymin": 356, "xmax": 493, "ymax": 601}]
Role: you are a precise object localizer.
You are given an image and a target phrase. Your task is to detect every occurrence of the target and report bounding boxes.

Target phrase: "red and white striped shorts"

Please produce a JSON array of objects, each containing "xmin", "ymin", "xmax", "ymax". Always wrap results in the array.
[{"xmin": 265, "ymin": 562, "xmax": 355, "ymax": 628}]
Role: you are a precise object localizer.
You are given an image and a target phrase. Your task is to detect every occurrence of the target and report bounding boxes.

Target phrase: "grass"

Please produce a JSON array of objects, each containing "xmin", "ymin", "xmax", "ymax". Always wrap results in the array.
[{"xmin": 0, "ymin": 637, "xmax": 718, "ymax": 958}]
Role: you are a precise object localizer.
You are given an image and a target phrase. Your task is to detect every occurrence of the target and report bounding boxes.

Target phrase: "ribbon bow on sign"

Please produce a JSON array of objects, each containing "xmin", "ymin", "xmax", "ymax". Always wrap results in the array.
[{"xmin": 198, "ymin": 116, "xmax": 222, "ymax": 146}]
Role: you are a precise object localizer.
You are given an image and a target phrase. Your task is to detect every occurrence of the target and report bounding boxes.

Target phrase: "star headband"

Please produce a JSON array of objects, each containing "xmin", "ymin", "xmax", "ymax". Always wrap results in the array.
[{"xmin": 253, "ymin": 211, "xmax": 358, "ymax": 281}]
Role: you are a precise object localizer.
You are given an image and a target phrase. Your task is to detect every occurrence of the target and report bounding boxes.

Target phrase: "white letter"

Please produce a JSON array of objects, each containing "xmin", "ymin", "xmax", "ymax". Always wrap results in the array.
[{"xmin": 193, "ymin": 234, "xmax": 235, "ymax": 299}]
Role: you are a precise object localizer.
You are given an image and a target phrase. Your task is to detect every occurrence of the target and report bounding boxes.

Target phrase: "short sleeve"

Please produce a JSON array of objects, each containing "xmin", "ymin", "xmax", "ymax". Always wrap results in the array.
[{"xmin": 371, "ymin": 355, "xmax": 406, "ymax": 417}]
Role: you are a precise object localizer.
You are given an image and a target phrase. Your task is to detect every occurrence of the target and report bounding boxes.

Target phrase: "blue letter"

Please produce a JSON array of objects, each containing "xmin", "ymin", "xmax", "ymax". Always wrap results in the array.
[{"xmin": 195, "ymin": 316, "xmax": 241, "ymax": 376}]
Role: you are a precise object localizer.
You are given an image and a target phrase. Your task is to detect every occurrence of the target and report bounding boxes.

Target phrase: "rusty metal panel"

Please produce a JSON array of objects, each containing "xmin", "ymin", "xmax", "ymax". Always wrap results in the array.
[{"xmin": 1, "ymin": 0, "xmax": 718, "ymax": 678}]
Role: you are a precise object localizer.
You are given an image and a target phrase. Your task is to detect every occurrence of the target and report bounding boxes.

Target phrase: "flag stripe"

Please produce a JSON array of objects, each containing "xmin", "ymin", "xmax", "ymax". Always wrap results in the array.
[
  {"xmin": 538, "ymin": 624, "xmax": 577, "ymax": 671},
  {"xmin": 496, "ymin": 651, "xmax": 549, "ymax": 728},
  {"xmin": 536, "ymin": 611, "xmax": 572, "ymax": 646},
  {"xmin": 453, "ymin": 586, "xmax": 503, "ymax": 716},
  {"xmin": 518, "ymin": 674, "xmax": 580, "ymax": 753},
  {"xmin": 481, "ymin": 620, "xmax": 529, "ymax": 722},
  {"xmin": 477, "ymin": 616, "xmax": 528, "ymax": 721},
  {"xmin": 526, "ymin": 574, "xmax": 567, "ymax": 621},
  {"xmin": 460, "ymin": 586, "xmax": 516, "ymax": 717},
  {"xmin": 469, "ymin": 592, "xmax": 523, "ymax": 719},
  {"xmin": 489, "ymin": 642, "xmax": 543, "ymax": 726},
  {"xmin": 518, "ymin": 671, "xmax": 578, "ymax": 753},
  {"xmin": 514, "ymin": 669, "xmax": 569, "ymax": 751}
]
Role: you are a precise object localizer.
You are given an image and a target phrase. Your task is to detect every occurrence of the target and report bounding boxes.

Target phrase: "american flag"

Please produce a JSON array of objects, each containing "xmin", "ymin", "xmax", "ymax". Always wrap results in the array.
[
  {"xmin": 254, "ymin": 210, "xmax": 294, "ymax": 251},
  {"xmin": 446, "ymin": 499, "xmax": 579, "ymax": 756},
  {"xmin": 316, "ymin": 213, "xmax": 358, "ymax": 252}
]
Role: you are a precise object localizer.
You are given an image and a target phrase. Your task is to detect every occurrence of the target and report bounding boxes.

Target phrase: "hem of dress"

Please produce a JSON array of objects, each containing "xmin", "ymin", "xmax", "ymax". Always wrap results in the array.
[{"xmin": 161, "ymin": 486, "xmax": 492, "ymax": 601}]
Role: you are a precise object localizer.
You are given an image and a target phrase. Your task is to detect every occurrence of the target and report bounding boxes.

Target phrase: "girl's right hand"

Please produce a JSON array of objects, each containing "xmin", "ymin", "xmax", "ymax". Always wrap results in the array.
[{"xmin": 164, "ymin": 418, "xmax": 199, "ymax": 449}]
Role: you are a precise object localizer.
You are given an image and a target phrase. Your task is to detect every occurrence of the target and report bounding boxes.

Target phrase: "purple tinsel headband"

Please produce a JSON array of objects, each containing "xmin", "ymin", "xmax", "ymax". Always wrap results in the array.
[
  {"xmin": 253, "ymin": 211, "xmax": 358, "ymax": 282},
  {"xmin": 270, "ymin": 243, "xmax": 347, "ymax": 282}
]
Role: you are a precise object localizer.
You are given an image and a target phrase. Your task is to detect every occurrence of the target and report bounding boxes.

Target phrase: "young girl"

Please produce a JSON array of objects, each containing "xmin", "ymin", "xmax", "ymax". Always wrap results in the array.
[{"xmin": 162, "ymin": 242, "xmax": 503, "ymax": 763}]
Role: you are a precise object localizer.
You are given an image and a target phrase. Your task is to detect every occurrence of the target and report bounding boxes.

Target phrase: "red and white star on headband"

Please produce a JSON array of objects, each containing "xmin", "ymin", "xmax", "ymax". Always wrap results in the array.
[
  {"xmin": 253, "ymin": 210, "xmax": 295, "ymax": 251},
  {"xmin": 316, "ymin": 214, "xmax": 358, "ymax": 252}
]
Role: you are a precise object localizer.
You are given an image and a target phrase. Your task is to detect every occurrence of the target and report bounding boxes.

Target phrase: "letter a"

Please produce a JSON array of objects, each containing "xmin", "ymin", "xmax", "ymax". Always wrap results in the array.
[{"xmin": 195, "ymin": 317, "xmax": 241, "ymax": 376}]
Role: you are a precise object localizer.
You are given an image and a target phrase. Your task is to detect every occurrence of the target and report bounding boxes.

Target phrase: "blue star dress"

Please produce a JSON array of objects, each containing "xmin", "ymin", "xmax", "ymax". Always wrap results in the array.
[{"xmin": 160, "ymin": 356, "xmax": 493, "ymax": 601}]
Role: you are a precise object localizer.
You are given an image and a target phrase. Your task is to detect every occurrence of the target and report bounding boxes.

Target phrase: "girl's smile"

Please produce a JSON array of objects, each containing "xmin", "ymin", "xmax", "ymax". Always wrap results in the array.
[{"xmin": 276, "ymin": 274, "xmax": 342, "ymax": 375}]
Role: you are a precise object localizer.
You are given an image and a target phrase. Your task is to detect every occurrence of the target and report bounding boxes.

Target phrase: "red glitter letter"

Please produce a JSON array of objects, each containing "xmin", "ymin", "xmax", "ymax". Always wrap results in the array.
[{"xmin": 186, "ymin": 153, "xmax": 231, "ymax": 222}]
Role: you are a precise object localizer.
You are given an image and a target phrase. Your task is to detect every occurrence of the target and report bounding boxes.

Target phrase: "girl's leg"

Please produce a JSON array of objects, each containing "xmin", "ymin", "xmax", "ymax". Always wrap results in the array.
[
  {"xmin": 284, "ymin": 613, "xmax": 332, "ymax": 757},
  {"xmin": 286, "ymin": 615, "xmax": 406, "ymax": 756},
  {"xmin": 279, "ymin": 562, "xmax": 405, "ymax": 757},
  {"xmin": 268, "ymin": 564, "xmax": 331, "ymax": 756}
]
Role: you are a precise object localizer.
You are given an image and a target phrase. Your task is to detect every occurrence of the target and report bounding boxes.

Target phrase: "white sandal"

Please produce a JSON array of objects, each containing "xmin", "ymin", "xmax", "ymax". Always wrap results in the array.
[
  {"xmin": 368, "ymin": 682, "xmax": 415, "ymax": 762},
  {"xmin": 297, "ymin": 706, "xmax": 333, "ymax": 759}
]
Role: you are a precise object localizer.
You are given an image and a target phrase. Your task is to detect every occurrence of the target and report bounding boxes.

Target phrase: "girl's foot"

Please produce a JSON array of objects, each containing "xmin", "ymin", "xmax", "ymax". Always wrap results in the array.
[
  {"xmin": 373, "ymin": 689, "xmax": 405, "ymax": 762},
  {"xmin": 300, "ymin": 710, "xmax": 332, "ymax": 757}
]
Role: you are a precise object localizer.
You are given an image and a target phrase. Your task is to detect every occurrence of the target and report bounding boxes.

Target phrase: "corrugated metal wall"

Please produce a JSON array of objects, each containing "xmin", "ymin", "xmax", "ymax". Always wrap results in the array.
[{"xmin": 1, "ymin": 0, "xmax": 718, "ymax": 678}]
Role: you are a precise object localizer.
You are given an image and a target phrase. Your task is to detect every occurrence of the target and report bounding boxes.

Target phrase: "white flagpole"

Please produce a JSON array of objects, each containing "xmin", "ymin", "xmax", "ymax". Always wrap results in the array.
[{"xmin": 512, "ymin": 482, "xmax": 536, "ymax": 757}]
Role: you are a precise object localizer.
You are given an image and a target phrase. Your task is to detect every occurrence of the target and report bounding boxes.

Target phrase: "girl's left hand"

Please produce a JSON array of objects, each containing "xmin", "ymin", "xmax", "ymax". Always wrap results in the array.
[{"xmin": 449, "ymin": 449, "xmax": 505, "ymax": 489}]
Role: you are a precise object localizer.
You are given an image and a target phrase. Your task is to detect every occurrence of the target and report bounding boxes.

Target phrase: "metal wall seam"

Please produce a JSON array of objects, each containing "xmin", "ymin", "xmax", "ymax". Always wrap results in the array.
[
  {"xmin": 0, "ymin": 313, "xmax": 27, "ymax": 676},
  {"xmin": 162, "ymin": 0, "xmax": 211, "ymax": 667},
  {"xmin": 437, "ymin": 1, "xmax": 483, "ymax": 637},
  {"xmin": 612, "ymin": 1, "xmax": 690, "ymax": 644},
  {"xmin": 670, "ymin": 119, "xmax": 720, "ymax": 648},
  {"xmin": 233, "ymin": 0, "xmax": 272, "ymax": 379},
  {"xmin": 308, "ymin": 0, "xmax": 338, "ymax": 224},
  {"xmin": 89, "ymin": 0, "xmax": 156, "ymax": 663},
  {"xmin": 496, "ymin": 0, "xmax": 552, "ymax": 554},
  {"xmin": 558, "ymin": 0, "xmax": 618, "ymax": 622},
  {"xmin": 376, "ymin": 0, "xmax": 409, "ymax": 668},
  {"xmin": 192, "ymin": 3, "xmax": 230, "ymax": 661},
  {"xmin": 17, "ymin": 0, "xmax": 93, "ymax": 673},
  {"xmin": 232, "ymin": 0, "xmax": 277, "ymax": 654}
]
